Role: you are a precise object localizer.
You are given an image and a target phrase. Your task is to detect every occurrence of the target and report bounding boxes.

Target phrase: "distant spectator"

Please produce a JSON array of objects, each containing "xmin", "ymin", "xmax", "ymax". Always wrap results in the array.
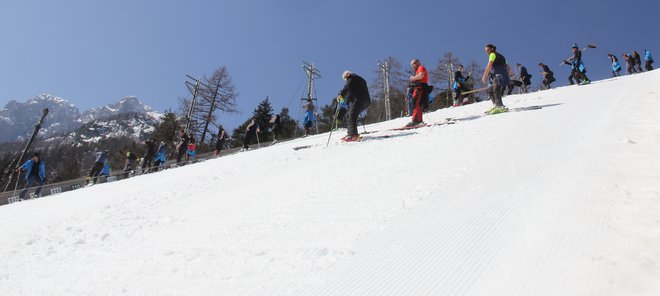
[
  {"xmin": 17, "ymin": 152, "xmax": 45, "ymax": 200},
  {"xmin": 154, "ymin": 141, "xmax": 167, "ymax": 171},
  {"xmin": 123, "ymin": 150, "xmax": 138, "ymax": 178},
  {"xmin": 186, "ymin": 134, "xmax": 197, "ymax": 161},
  {"xmin": 269, "ymin": 114, "xmax": 282, "ymax": 142},
  {"xmin": 141, "ymin": 138, "xmax": 156, "ymax": 171},
  {"xmin": 175, "ymin": 130, "xmax": 189, "ymax": 163},
  {"xmin": 87, "ymin": 150, "xmax": 109, "ymax": 185},
  {"xmin": 302, "ymin": 99, "xmax": 316, "ymax": 137},
  {"xmin": 214, "ymin": 126, "xmax": 228, "ymax": 156}
]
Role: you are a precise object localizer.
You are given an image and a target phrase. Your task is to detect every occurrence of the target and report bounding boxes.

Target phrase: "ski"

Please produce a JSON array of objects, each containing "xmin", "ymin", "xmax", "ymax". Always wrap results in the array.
[
  {"xmin": 292, "ymin": 145, "xmax": 315, "ymax": 151},
  {"xmin": 484, "ymin": 105, "xmax": 542, "ymax": 115},
  {"xmin": 292, "ymin": 119, "xmax": 456, "ymax": 150}
]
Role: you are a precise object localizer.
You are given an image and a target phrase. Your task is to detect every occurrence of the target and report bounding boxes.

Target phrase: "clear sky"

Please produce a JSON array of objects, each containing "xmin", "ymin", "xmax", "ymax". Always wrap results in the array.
[{"xmin": 1, "ymin": 0, "xmax": 658, "ymax": 132}]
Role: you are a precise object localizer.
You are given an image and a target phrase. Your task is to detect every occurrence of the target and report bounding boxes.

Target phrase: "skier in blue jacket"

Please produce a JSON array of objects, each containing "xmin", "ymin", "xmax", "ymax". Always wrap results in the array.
[
  {"xmin": 17, "ymin": 152, "xmax": 46, "ymax": 200},
  {"xmin": 644, "ymin": 49, "xmax": 654, "ymax": 71}
]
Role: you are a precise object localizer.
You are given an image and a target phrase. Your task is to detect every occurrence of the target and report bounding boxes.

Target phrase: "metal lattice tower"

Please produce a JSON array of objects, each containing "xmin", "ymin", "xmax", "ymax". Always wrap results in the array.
[
  {"xmin": 379, "ymin": 61, "xmax": 392, "ymax": 121},
  {"xmin": 302, "ymin": 61, "xmax": 321, "ymax": 134},
  {"xmin": 184, "ymin": 75, "xmax": 202, "ymax": 134}
]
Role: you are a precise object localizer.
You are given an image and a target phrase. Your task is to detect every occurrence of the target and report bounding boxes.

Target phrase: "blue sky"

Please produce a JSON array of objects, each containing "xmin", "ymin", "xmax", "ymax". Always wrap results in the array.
[{"xmin": 1, "ymin": 0, "xmax": 658, "ymax": 132}]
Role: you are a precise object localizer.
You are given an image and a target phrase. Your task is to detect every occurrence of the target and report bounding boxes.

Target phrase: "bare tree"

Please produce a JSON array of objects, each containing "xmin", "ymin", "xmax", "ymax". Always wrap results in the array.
[
  {"xmin": 431, "ymin": 52, "xmax": 462, "ymax": 90},
  {"xmin": 179, "ymin": 66, "xmax": 238, "ymax": 147},
  {"xmin": 366, "ymin": 57, "xmax": 409, "ymax": 123}
]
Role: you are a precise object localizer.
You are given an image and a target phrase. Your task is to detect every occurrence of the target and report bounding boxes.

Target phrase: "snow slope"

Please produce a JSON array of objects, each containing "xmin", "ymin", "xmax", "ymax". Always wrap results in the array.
[{"xmin": 1, "ymin": 71, "xmax": 659, "ymax": 295}]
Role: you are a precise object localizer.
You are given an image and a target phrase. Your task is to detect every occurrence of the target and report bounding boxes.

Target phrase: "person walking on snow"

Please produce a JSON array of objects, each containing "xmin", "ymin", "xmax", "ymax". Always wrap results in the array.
[
  {"xmin": 632, "ymin": 50, "xmax": 643, "ymax": 73},
  {"xmin": 481, "ymin": 44, "xmax": 511, "ymax": 114},
  {"xmin": 563, "ymin": 43, "xmax": 590, "ymax": 85},
  {"xmin": 17, "ymin": 152, "xmax": 46, "ymax": 200},
  {"xmin": 337, "ymin": 71, "xmax": 371, "ymax": 142},
  {"xmin": 538, "ymin": 63, "xmax": 556, "ymax": 90},
  {"xmin": 623, "ymin": 53, "xmax": 636, "ymax": 75},
  {"xmin": 243, "ymin": 118, "xmax": 260, "ymax": 150},
  {"xmin": 644, "ymin": 49, "xmax": 654, "ymax": 71},
  {"xmin": 607, "ymin": 53, "xmax": 622, "ymax": 77}
]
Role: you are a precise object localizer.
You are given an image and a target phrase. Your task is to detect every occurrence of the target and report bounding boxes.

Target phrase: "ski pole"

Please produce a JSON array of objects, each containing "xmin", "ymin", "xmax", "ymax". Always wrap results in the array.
[
  {"xmin": 256, "ymin": 130, "xmax": 261, "ymax": 148},
  {"xmin": 326, "ymin": 103, "xmax": 341, "ymax": 147},
  {"xmin": 12, "ymin": 170, "xmax": 20, "ymax": 200}
]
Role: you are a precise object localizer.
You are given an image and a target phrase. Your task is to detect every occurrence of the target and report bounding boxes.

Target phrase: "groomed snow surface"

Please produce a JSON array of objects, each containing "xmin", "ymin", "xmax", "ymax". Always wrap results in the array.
[{"xmin": 2, "ymin": 71, "xmax": 660, "ymax": 295}]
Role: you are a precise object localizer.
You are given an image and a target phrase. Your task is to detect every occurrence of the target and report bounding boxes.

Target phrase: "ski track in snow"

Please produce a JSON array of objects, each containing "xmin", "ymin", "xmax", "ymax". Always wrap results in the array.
[{"xmin": 1, "ymin": 71, "xmax": 659, "ymax": 295}]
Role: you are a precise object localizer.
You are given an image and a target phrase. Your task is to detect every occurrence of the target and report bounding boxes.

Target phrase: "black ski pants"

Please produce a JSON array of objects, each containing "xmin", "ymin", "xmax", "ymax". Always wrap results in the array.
[{"xmin": 347, "ymin": 98, "xmax": 370, "ymax": 136}]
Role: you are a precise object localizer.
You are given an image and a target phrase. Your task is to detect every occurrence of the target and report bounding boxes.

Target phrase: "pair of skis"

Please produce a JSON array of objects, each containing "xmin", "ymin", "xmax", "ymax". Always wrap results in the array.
[{"xmin": 293, "ymin": 119, "xmax": 456, "ymax": 150}]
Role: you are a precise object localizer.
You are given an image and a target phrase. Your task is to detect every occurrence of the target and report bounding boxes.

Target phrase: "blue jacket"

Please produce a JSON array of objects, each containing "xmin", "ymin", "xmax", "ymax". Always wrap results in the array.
[
  {"xmin": 21, "ymin": 159, "xmax": 46, "ymax": 181},
  {"xmin": 645, "ymin": 50, "xmax": 654, "ymax": 62},
  {"xmin": 155, "ymin": 145, "xmax": 167, "ymax": 162}
]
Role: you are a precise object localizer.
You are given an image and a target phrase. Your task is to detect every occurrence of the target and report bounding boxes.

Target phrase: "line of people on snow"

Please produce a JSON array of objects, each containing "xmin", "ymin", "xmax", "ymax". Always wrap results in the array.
[
  {"xmin": 84, "ymin": 130, "xmax": 208, "ymax": 185},
  {"xmin": 609, "ymin": 49, "xmax": 653, "ymax": 77},
  {"xmin": 13, "ymin": 44, "xmax": 656, "ymax": 197}
]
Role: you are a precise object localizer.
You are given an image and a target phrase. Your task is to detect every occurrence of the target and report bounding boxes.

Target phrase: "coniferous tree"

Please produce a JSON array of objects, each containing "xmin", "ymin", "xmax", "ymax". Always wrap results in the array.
[
  {"xmin": 276, "ymin": 107, "xmax": 302, "ymax": 140},
  {"xmin": 253, "ymin": 97, "xmax": 274, "ymax": 142},
  {"xmin": 152, "ymin": 111, "xmax": 180, "ymax": 146},
  {"xmin": 230, "ymin": 97, "xmax": 274, "ymax": 146}
]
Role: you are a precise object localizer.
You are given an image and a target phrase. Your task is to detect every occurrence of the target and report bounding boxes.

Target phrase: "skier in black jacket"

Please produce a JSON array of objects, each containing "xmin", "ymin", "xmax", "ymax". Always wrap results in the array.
[
  {"xmin": 337, "ymin": 71, "xmax": 371, "ymax": 142},
  {"xmin": 141, "ymin": 138, "xmax": 156, "ymax": 171},
  {"xmin": 508, "ymin": 63, "xmax": 532, "ymax": 95},
  {"xmin": 243, "ymin": 118, "xmax": 260, "ymax": 150},
  {"xmin": 632, "ymin": 51, "xmax": 643, "ymax": 73},
  {"xmin": 623, "ymin": 53, "xmax": 636, "ymax": 75}
]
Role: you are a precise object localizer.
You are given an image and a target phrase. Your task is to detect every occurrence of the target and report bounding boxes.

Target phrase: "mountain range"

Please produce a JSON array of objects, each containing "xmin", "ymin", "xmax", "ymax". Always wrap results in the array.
[{"xmin": 0, "ymin": 94, "xmax": 162, "ymax": 144}]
